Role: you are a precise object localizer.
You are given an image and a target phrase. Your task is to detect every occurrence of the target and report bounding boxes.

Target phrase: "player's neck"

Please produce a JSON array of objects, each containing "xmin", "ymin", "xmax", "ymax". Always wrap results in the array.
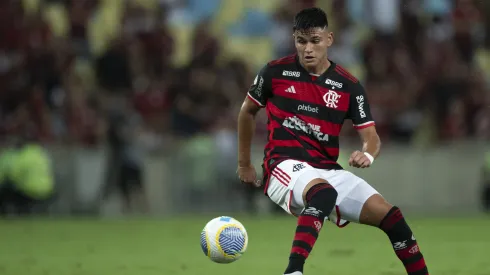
[{"xmin": 301, "ymin": 57, "xmax": 331, "ymax": 76}]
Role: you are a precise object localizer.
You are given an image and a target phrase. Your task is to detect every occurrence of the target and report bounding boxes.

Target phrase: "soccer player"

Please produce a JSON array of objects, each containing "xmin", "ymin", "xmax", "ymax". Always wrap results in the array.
[{"xmin": 237, "ymin": 7, "xmax": 429, "ymax": 275}]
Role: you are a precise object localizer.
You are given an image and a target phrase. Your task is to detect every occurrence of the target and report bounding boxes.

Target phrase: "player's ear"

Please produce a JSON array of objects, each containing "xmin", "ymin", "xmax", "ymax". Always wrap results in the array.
[
  {"xmin": 326, "ymin": 31, "xmax": 334, "ymax": 47},
  {"xmin": 327, "ymin": 32, "xmax": 333, "ymax": 47}
]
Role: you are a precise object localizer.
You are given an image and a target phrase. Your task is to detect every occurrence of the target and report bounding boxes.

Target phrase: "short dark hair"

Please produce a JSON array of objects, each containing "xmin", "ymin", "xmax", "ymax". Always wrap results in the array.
[{"xmin": 293, "ymin": 7, "xmax": 328, "ymax": 32}]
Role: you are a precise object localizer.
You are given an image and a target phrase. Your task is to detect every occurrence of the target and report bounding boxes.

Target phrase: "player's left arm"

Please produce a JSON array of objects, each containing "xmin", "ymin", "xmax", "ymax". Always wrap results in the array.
[{"xmin": 346, "ymin": 82, "xmax": 380, "ymax": 168}]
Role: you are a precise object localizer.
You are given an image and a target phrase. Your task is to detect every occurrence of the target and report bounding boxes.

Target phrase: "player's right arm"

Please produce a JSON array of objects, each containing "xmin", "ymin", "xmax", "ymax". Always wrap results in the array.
[
  {"xmin": 346, "ymin": 82, "xmax": 380, "ymax": 168},
  {"xmin": 237, "ymin": 64, "xmax": 272, "ymax": 186}
]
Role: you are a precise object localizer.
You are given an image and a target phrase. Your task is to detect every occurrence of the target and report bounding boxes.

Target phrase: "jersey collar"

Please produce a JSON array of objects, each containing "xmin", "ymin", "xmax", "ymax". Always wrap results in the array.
[{"xmin": 294, "ymin": 54, "xmax": 336, "ymax": 82}]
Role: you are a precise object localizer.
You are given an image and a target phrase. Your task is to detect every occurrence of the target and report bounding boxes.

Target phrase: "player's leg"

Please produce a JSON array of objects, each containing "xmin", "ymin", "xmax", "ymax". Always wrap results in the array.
[
  {"xmin": 359, "ymin": 195, "xmax": 429, "ymax": 275},
  {"xmin": 285, "ymin": 178, "xmax": 337, "ymax": 275},
  {"xmin": 323, "ymin": 171, "xmax": 429, "ymax": 274},
  {"xmin": 266, "ymin": 160, "xmax": 338, "ymax": 275}
]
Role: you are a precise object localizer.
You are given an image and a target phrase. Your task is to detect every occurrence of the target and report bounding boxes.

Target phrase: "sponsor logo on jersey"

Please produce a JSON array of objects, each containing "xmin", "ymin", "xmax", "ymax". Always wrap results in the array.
[
  {"xmin": 393, "ymin": 241, "xmax": 407, "ymax": 250},
  {"xmin": 282, "ymin": 116, "xmax": 329, "ymax": 142},
  {"xmin": 297, "ymin": 104, "xmax": 319, "ymax": 113},
  {"xmin": 323, "ymin": 90, "xmax": 341, "ymax": 109},
  {"xmin": 253, "ymin": 75, "xmax": 264, "ymax": 97},
  {"xmin": 282, "ymin": 70, "xmax": 301, "ymax": 77},
  {"xmin": 303, "ymin": 207, "xmax": 322, "ymax": 217},
  {"xmin": 409, "ymin": 245, "xmax": 419, "ymax": 254},
  {"xmin": 325, "ymin": 78, "xmax": 343, "ymax": 88},
  {"xmin": 356, "ymin": 95, "xmax": 366, "ymax": 118},
  {"xmin": 285, "ymin": 86, "xmax": 297, "ymax": 93},
  {"xmin": 292, "ymin": 163, "xmax": 306, "ymax": 172},
  {"xmin": 314, "ymin": 221, "xmax": 322, "ymax": 231}
]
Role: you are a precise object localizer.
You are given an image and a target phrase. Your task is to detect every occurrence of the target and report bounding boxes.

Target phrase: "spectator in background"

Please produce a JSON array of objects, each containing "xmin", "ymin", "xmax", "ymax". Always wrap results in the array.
[
  {"xmin": 270, "ymin": 4, "xmax": 295, "ymax": 58},
  {"xmin": 171, "ymin": 66, "xmax": 219, "ymax": 136},
  {"xmin": 0, "ymin": 107, "xmax": 55, "ymax": 216},
  {"xmin": 328, "ymin": 0, "xmax": 360, "ymax": 68},
  {"xmin": 64, "ymin": 77, "xmax": 106, "ymax": 147},
  {"xmin": 190, "ymin": 19, "xmax": 220, "ymax": 67},
  {"xmin": 102, "ymin": 102, "xmax": 153, "ymax": 215},
  {"xmin": 66, "ymin": 0, "xmax": 98, "ymax": 58},
  {"xmin": 95, "ymin": 38, "xmax": 133, "ymax": 96},
  {"xmin": 452, "ymin": 0, "xmax": 483, "ymax": 64},
  {"xmin": 171, "ymin": 20, "xmax": 222, "ymax": 136}
]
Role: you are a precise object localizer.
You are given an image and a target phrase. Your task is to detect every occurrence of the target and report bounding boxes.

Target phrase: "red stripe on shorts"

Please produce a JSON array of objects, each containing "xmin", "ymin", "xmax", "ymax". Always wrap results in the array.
[
  {"xmin": 275, "ymin": 167, "xmax": 291, "ymax": 180},
  {"xmin": 271, "ymin": 171, "xmax": 289, "ymax": 186}
]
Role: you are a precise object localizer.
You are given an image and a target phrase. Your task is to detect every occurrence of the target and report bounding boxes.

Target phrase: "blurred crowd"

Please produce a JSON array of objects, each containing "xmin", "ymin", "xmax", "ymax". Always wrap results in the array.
[{"xmin": 0, "ymin": 0, "xmax": 489, "ymax": 149}]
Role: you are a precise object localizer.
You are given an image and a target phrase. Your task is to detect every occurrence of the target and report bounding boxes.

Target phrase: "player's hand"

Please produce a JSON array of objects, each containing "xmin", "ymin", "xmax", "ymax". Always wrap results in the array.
[
  {"xmin": 348, "ymin": 150, "xmax": 372, "ymax": 168},
  {"xmin": 237, "ymin": 165, "xmax": 261, "ymax": 187}
]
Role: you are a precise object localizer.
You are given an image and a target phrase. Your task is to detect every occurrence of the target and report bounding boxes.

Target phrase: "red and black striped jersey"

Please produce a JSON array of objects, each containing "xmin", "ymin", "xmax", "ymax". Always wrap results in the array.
[{"xmin": 247, "ymin": 54, "xmax": 375, "ymax": 190}]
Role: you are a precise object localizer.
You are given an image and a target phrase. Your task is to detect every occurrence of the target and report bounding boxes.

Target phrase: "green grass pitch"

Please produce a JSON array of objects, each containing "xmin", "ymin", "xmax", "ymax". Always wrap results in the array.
[{"xmin": 0, "ymin": 215, "xmax": 489, "ymax": 274}]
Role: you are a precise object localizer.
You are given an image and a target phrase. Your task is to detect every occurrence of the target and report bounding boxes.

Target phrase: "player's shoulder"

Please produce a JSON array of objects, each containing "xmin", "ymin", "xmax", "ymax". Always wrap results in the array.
[
  {"xmin": 267, "ymin": 54, "xmax": 297, "ymax": 67},
  {"xmin": 331, "ymin": 63, "xmax": 359, "ymax": 84},
  {"xmin": 329, "ymin": 62, "xmax": 363, "ymax": 91},
  {"xmin": 257, "ymin": 54, "xmax": 300, "ymax": 79}
]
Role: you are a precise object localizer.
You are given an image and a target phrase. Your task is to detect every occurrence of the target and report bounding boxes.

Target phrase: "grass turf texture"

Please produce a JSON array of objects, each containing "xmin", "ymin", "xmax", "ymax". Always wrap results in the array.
[{"xmin": 0, "ymin": 216, "xmax": 489, "ymax": 275}]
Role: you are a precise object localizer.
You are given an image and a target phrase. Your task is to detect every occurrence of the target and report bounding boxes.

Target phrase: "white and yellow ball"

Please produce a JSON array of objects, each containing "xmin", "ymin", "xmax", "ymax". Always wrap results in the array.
[{"xmin": 200, "ymin": 216, "xmax": 248, "ymax": 263}]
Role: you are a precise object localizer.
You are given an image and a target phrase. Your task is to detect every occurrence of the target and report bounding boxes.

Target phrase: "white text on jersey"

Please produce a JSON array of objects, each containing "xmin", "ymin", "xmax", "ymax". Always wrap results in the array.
[
  {"xmin": 283, "ymin": 70, "xmax": 301, "ymax": 77},
  {"xmin": 297, "ymin": 104, "xmax": 319, "ymax": 113},
  {"xmin": 356, "ymin": 95, "xmax": 366, "ymax": 118},
  {"xmin": 253, "ymin": 75, "xmax": 264, "ymax": 97},
  {"xmin": 325, "ymin": 78, "xmax": 343, "ymax": 88},
  {"xmin": 282, "ymin": 116, "xmax": 329, "ymax": 142}
]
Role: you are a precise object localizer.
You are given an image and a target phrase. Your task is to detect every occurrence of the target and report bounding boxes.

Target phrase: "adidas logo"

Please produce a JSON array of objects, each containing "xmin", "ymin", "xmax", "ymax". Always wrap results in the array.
[{"xmin": 285, "ymin": 86, "xmax": 297, "ymax": 94}]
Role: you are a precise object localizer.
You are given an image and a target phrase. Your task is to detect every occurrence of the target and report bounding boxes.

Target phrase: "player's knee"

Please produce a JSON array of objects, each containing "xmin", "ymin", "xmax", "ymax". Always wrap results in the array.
[
  {"xmin": 304, "ymin": 182, "xmax": 337, "ymax": 216},
  {"xmin": 379, "ymin": 206, "xmax": 408, "ymax": 232}
]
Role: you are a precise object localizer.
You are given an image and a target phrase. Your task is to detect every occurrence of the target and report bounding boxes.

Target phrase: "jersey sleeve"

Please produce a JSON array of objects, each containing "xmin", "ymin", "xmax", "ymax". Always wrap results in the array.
[
  {"xmin": 346, "ymin": 82, "xmax": 375, "ymax": 130},
  {"xmin": 247, "ymin": 64, "xmax": 272, "ymax": 108}
]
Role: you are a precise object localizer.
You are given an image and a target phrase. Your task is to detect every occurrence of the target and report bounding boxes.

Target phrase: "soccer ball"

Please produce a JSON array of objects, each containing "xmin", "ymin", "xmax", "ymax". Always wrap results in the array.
[{"xmin": 200, "ymin": 216, "xmax": 248, "ymax": 263}]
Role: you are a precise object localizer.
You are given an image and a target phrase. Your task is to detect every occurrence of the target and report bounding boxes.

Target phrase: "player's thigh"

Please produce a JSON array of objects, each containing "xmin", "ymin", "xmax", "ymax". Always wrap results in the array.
[
  {"xmin": 266, "ymin": 160, "xmax": 327, "ymax": 216},
  {"xmin": 323, "ymin": 170, "xmax": 380, "ymax": 225}
]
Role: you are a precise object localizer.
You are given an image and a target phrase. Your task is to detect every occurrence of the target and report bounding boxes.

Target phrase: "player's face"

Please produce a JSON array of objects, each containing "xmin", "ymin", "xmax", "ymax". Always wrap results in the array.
[{"xmin": 294, "ymin": 27, "xmax": 333, "ymax": 69}]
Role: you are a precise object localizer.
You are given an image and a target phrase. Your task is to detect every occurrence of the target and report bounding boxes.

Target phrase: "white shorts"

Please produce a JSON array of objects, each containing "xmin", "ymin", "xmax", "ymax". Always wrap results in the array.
[{"xmin": 266, "ymin": 159, "xmax": 379, "ymax": 227}]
